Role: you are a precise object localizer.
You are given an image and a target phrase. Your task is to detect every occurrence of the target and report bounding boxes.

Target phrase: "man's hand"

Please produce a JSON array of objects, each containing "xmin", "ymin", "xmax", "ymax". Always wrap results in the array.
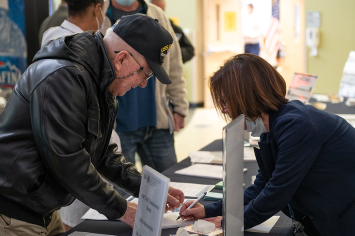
[
  {"xmin": 203, "ymin": 216, "xmax": 223, "ymax": 229},
  {"xmin": 179, "ymin": 200, "xmax": 206, "ymax": 220},
  {"xmin": 173, "ymin": 113, "xmax": 185, "ymax": 131},
  {"xmin": 119, "ymin": 201, "xmax": 137, "ymax": 228},
  {"xmin": 166, "ymin": 186, "xmax": 185, "ymax": 212}
]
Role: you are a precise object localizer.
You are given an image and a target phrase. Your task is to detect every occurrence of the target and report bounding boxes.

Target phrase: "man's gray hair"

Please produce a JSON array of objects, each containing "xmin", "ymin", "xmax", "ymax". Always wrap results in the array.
[{"xmin": 103, "ymin": 28, "xmax": 144, "ymax": 63}]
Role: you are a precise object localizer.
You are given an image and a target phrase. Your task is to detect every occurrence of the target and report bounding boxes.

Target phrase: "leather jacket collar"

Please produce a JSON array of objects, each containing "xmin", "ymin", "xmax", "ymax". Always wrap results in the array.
[{"xmin": 33, "ymin": 31, "xmax": 116, "ymax": 94}]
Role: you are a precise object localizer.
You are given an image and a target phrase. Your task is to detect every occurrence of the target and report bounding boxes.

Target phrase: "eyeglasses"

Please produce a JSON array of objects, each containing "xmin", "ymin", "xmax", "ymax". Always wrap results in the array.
[
  {"xmin": 114, "ymin": 51, "xmax": 154, "ymax": 81},
  {"xmin": 218, "ymin": 98, "xmax": 227, "ymax": 107}
]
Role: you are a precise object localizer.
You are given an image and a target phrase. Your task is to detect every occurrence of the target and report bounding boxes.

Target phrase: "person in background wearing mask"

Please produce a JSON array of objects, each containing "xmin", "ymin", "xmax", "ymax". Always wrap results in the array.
[
  {"xmin": 179, "ymin": 53, "xmax": 355, "ymax": 236},
  {"xmin": 41, "ymin": 0, "xmax": 107, "ymax": 47},
  {"xmin": 38, "ymin": 1, "xmax": 68, "ymax": 46},
  {"xmin": 150, "ymin": 0, "xmax": 194, "ymax": 64},
  {"xmin": 105, "ymin": 0, "xmax": 188, "ymax": 177}
]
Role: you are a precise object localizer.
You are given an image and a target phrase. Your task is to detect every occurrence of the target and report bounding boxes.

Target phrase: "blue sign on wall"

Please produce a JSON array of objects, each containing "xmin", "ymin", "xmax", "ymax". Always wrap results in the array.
[{"xmin": 0, "ymin": 0, "xmax": 27, "ymax": 88}]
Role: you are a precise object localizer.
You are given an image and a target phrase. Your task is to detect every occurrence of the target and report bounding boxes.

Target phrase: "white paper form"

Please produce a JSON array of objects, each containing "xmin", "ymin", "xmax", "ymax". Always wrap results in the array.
[
  {"xmin": 81, "ymin": 208, "xmax": 107, "ymax": 221},
  {"xmin": 210, "ymin": 151, "xmax": 223, "ymax": 164},
  {"xmin": 244, "ymin": 147, "xmax": 256, "ymax": 161},
  {"xmin": 175, "ymin": 164, "xmax": 247, "ymax": 180},
  {"xmin": 246, "ymin": 216, "xmax": 280, "ymax": 233},
  {"xmin": 169, "ymin": 182, "xmax": 214, "ymax": 198},
  {"xmin": 81, "ymin": 196, "xmax": 139, "ymax": 220},
  {"xmin": 175, "ymin": 164, "xmax": 223, "ymax": 180},
  {"xmin": 68, "ymin": 232, "xmax": 115, "ymax": 236},
  {"xmin": 162, "ymin": 212, "xmax": 195, "ymax": 229},
  {"xmin": 190, "ymin": 149, "xmax": 255, "ymax": 163},
  {"xmin": 182, "ymin": 216, "xmax": 280, "ymax": 235},
  {"xmin": 126, "ymin": 196, "xmax": 194, "ymax": 213},
  {"xmin": 82, "ymin": 194, "xmax": 194, "ymax": 217},
  {"xmin": 189, "ymin": 151, "xmax": 214, "ymax": 163},
  {"xmin": 126, "ymin": 196, "xmax": 139, "ymax": 204},
  {"xmin": 81, "ymin": 208, "xmax": 195, "ymax": 229}
]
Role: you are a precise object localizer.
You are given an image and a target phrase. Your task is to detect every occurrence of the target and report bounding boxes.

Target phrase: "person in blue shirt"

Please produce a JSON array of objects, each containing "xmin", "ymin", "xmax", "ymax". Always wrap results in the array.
[
  {"xmin": 106, "ymin": 0, "xmax": 188, "ymax": 173},
  {"xmin": 179, "ymin": 53, "xmax": 355, "ymax": 236}
]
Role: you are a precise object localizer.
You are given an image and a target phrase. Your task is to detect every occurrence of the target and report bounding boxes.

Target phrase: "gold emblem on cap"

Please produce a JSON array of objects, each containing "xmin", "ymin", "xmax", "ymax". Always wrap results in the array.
[
  {"xmin": 160, "ymin": 44, "xmax": 172, "ymax": 62},
  {"xmin": 161, "ymin": 44, "xmax": 172, "ymax": 53}
]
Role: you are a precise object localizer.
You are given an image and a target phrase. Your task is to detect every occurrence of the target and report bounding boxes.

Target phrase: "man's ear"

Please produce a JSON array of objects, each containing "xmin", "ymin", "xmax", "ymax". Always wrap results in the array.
[{"xmin": 113, "ymin": 51, "xmax": 129, "ymax": 72}]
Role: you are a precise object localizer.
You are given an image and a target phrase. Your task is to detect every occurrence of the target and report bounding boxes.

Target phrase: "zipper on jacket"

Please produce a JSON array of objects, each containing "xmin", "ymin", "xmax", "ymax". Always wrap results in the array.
[{"xmin": 98, "ymin": 94, "xmax": 118, "ymax": 162}]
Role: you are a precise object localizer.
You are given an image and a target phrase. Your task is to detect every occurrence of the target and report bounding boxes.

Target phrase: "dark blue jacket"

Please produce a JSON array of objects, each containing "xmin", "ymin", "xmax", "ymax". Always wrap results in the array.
[{"xmin": 205, "ymin": 101, "xmax": 355, "ymax": 235}]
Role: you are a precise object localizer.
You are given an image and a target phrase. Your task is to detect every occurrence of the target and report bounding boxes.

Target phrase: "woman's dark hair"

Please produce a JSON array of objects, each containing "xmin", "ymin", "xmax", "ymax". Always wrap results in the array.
[
  {"xmin": 66, "ymin": 0, "xmax": 104, "ymax": 17},
  {"xmin": 209, "ymin": 53, "xmax": 288, "ymax": 120}
]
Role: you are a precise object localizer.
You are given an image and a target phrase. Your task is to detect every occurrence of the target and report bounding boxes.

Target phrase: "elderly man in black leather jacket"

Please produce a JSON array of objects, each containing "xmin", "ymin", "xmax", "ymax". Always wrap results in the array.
[{"xmin": 0, "ymin": 14, "xmax": 184, "ymax": 235}]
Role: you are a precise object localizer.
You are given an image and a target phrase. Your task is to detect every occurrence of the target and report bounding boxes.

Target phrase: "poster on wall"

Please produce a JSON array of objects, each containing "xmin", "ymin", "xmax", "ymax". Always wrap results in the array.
[
  {"xmin": 286, "ymin": 73, "xmax": 318, "ymax": 103},
  {"xmin": 224, "ymin": 12, "xmax": 237, "ymax": 32},
  {"xmin": 0, "ymin": 0, "xmax": 27, "ymax": 89}
]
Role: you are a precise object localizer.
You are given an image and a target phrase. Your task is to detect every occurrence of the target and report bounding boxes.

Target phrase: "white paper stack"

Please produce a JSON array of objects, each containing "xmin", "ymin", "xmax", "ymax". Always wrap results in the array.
[
  {"xmin": 169, "ymin": 182, "xmax": 214, "ymax": 198},
  {"xmin": 346, "ymin": 98, "xmax": 355, "ymax": 107},
  {"xmin": 81, "ymin": 209, "xmax": 195, "ymax": 229},
  {"xmin": 175, "ymin": 164, "xmax": 223, "ymax": 180},
  {"xmin": 189, "ymin": 149, "xmax": 255, "ymax": 163},
  {"xmin": 175, "ymin": 164, "xmax": 247, "ymax": 180},
  {"xmin": 189, "ymin": 151, "xmax": 215, "ymax": 163}
]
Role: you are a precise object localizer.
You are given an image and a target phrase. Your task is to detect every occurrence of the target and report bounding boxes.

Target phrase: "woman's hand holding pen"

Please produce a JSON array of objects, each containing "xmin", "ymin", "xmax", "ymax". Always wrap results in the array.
[
  {"xmin": 179, "ymin": 200, "xmax": 206, "ymax": 220},
  {"xmin": 179, "ymin": 200, "xmax": 223, "ymax": 229}
]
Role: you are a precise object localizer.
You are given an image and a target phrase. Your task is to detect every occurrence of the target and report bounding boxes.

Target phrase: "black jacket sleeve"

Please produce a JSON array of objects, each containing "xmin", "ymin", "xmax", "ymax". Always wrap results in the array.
[
  {"xmin": 97, "ymin": 143, "xmax": 141, "ymax": 198},
  {"xmin": 30, "ymin": 67, "xmax": 133, "ymax": 220}
]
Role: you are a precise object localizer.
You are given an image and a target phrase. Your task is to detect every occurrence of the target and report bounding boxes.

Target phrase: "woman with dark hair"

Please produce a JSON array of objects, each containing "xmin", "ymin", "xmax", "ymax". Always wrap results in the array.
[{"xmin": 180, "ymin": 53, "xmax": 355, "ymax": 235}]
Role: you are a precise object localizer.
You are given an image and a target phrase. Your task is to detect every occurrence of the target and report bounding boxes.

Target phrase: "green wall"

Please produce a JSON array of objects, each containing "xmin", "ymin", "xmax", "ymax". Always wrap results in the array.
[
  {"xmin": 305, "ymin": 0, "xmax": 355, "ymax": 94},
  {"xmin": 165, "ymin": 0, "xmax": 196, "ymax": 29},
  {"xmin": 165, "ymin": 0, "xmax": 198, "ymax": 104}
]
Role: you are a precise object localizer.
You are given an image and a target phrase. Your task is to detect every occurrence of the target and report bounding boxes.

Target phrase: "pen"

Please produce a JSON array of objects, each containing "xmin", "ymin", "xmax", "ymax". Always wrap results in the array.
[{"xmin": 176, "ymin": 191, "xmax": 207, "ymax": 221}]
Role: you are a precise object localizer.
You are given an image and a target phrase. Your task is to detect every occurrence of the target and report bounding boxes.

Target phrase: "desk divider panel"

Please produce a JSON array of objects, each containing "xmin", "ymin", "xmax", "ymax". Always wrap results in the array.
[{"xmin": 223, "ymin": 115, "xmax": 245, "ymax": 235}]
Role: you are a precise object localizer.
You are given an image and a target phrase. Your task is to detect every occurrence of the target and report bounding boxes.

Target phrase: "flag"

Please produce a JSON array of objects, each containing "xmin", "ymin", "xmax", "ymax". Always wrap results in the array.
[{"xmin": 264, "ymin": 0, "xmax": 281, "ymax": 56}]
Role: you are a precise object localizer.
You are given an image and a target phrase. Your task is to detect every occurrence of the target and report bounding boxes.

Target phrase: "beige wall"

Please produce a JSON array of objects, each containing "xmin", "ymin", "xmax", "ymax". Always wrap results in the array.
[
  {"xmin": 165, "ymin": 0, "xmax": 203, "ymax": 105},
  {"xmin": 305, "ymin": 0, "xmax": 355, "ymax": 94},
  {"xmin": 165, "ymin": 0, "xmax": 243, "ymax": 107},
  {"xmin": 279, "ymin": 0, "xmax": 306, "ymax": 90},
  {"xmin": 201, "ymin": 0, "xmax": 243, "ymax": 107}
]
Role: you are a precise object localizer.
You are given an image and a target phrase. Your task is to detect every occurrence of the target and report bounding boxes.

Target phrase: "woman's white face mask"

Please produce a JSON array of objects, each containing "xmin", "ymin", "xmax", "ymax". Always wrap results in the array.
[{"xmin": 245, "ymin": 117, "xmax": 267, "ymax": 137}]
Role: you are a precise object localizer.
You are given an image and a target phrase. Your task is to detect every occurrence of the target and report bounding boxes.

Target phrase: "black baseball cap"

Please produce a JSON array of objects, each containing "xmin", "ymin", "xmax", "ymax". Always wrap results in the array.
[{"xmin": 112, "ymin": 14, "xmax": 173, "ymax": 84}]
